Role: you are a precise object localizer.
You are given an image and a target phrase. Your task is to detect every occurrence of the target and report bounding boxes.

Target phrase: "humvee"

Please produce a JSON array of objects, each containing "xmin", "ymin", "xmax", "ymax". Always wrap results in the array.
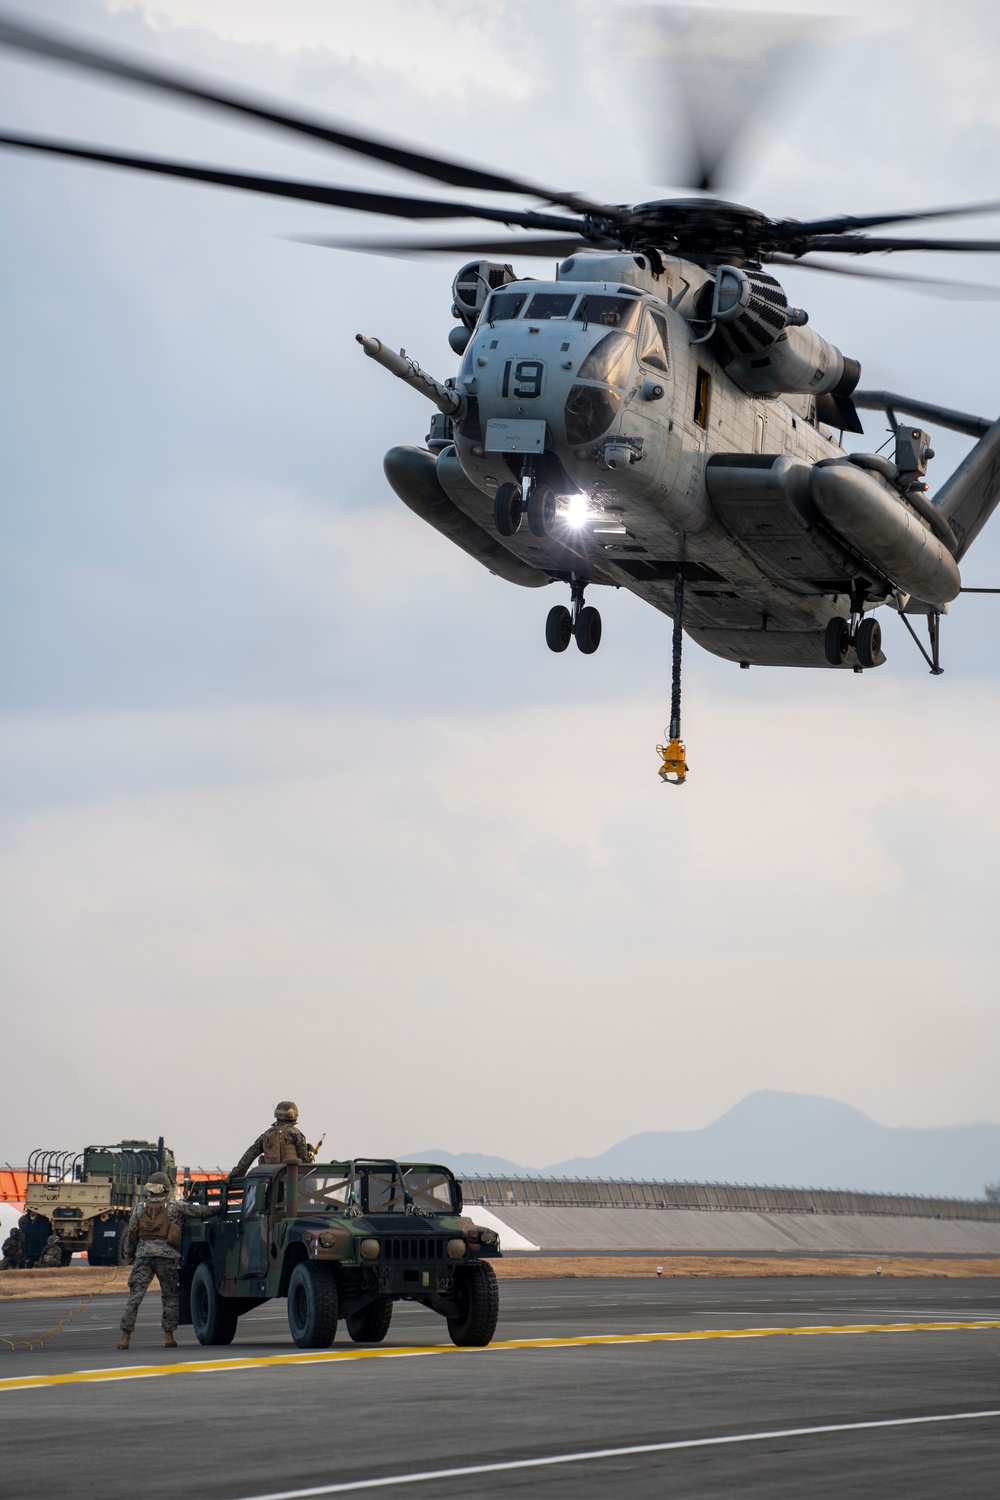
[{"xmin": 179, "ymin": 1159, "xmax": 502, "ymax": 1348}]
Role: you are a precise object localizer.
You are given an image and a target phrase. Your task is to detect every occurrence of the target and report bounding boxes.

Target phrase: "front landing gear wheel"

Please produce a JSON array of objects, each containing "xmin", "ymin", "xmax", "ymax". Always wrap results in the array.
[
  {"xmin": 545, "ymin": 605, "xmax": 573, "ymax": 652},
  {"xmin": 527, "ymin": 484, "xmax": 557, "ymax": 537},
  {"xmin": 447, "ymin": 1262, "xmax": 500, "ymax": 1347},
  {"xmin": 575, "ymin": 606, "xmax": 602, "ymax": 654},
  {"xmin": 824, "ymin": 617, "xmax": 850, "ymax": 665},
  {"xmin": 855, "ymin": 617, "xmax": 882, "ymax": 669},
  {"xmin": 493, "ymin": 482, "xmax": 523, "ymax": 537}
]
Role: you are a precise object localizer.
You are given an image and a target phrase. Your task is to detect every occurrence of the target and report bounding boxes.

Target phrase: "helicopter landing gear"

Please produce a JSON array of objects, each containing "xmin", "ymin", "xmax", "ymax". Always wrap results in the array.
[
  {"xmin": 545, "ymin": 604, "xmax": 573, "ymax": 652},
  {"xmin": 527, "ymin": 484, "xmax": 557, "ymax": 537},
  {"xmin": 855, "ymin": 616, "xmax": 882, "ymax": 669},
  {"xmin": 545, "ymin": 579, "xmax": 602, "ymax": 654},
  {"xmin": 824, "ymin": 616, "xmax": 850, "ymax": 665},
  {"xmin": 494, "ymin": 481, "xmax": 523, "ymax": 537}
]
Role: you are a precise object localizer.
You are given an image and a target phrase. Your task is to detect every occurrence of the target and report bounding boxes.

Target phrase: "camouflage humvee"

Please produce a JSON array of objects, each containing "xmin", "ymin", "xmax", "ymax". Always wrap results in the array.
[{"xmin": 179, "ymin": 1159, "xmax": 502, "ymax": 1348}]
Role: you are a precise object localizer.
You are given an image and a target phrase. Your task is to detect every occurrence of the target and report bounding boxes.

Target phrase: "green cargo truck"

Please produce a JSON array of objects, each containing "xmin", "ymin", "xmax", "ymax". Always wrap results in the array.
[
  {"xmin": 24, "ymin": 1139, "xmax": 175, "ymax": 1265},
  {"xmin": 180, "ymin": 1158, "xmax": 502, "ymax": 1348}
]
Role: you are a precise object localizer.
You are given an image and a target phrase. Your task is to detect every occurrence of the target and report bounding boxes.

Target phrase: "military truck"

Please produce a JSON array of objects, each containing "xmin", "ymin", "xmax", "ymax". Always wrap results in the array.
[
  {"xmin": 24, "ymin": 1139, "xmax": 175, "ymax": 1266},
  {"xmin": 180, "ymin": 1159, "xmax": 501, "ymax": 1349}
]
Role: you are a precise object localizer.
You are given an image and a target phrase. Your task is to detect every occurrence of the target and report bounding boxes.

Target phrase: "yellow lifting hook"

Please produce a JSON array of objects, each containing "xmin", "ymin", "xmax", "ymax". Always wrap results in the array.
[
  {"xmin": 657, "ymin": 736, "xmax": 688, "ymax": 785},
  {"xmin": 657, "ymin": 566, "xmax": 689, "ymax": 785}
]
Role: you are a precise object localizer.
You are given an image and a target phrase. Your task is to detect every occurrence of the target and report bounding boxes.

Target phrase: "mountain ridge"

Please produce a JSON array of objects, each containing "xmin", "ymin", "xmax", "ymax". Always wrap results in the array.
[{"xmin": 407, "ymin": 1090, "xmax": 1000, "ymax": 1200}]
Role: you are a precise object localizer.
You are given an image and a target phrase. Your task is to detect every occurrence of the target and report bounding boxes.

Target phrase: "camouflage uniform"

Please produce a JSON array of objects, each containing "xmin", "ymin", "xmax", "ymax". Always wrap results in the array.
[
  {"xmin": 119, "ymin": 1191, "xmax": 217, "ymax": 1335},
  {"xmin": 231, "ymin": 1101, "xmax": 313, "ymax": 1177},
  {"xmin": 38, "ymin": 1235, "xmax": 63, "ymax": 1268},
  {"xmin": 0, "ymin": 1228, "xmax": 21, "ymax": 1269}
]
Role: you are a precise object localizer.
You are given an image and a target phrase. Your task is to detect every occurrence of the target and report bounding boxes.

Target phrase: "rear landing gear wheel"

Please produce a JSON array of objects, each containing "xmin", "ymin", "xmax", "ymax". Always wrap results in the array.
[
  {"xmin": 545, "ymin": 605, "xmax": 573, "ymax": 652},
  {"xmin": 493, "ymin": 482, "xmax": 522, "ymax": 537},
  {"xmin": 824, "ymin": 616, "xmax": 850, "ymax": 665},
  {"xmin": 527, "ymin": 484, "xmax": 557, "ymax": 537},
  {"xmin": 855, "ymin": 616, "xmax": 882, "ymax": 669},
  {"xmin": 575, "ymin": 606, "xmax": 602, "ymax": 655}
]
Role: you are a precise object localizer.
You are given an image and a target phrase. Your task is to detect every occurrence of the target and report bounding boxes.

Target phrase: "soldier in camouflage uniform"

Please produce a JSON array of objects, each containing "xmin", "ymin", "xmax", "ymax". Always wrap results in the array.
[
  {"xmin": 230, "ymin": 1101, "xmax": 315, "ymax": 1178},
  {"xmin": 38, "ymin": 1234, "xmax": 63, "ymax": 1268},
  {"xmin": 0, "ymin": 1225, "xmax": 21, "ymax": 1269},
  {"xmin": 117, "ymin": 1172, "xmax": 218, "ymax": 1350}
]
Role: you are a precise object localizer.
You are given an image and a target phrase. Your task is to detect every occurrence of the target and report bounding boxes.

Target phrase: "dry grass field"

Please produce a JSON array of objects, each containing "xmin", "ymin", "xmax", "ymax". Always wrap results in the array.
[{"xmin": 1, "ymin": 1255, "xmax": 998, "ymax": 1303}]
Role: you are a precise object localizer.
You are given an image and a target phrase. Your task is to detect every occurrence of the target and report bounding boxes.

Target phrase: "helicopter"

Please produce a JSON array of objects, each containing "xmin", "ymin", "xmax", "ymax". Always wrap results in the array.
[{"xmin": 2, "ymin": 11, "xmax": 1000, "ymax": 783}]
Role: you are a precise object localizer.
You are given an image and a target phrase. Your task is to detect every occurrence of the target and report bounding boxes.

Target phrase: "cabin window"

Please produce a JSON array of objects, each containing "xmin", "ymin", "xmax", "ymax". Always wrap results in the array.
[
  {"xmin": 694, "ymin": 367, "xmax": 711, "ymax": 428},
  {"xmin": 525, "ymin": 292, "xmax": 577, "ymax": 319},
  {"xmin": 483, "ymin": 290, "xmax": 529, "ymax": 322},
  {"xmin": 572, "ymin": 295, "xmax": 642, "ymax": 332},
  {"xmin": 637, "ymin": 310, "xmax": 670, "ymax": 373}
]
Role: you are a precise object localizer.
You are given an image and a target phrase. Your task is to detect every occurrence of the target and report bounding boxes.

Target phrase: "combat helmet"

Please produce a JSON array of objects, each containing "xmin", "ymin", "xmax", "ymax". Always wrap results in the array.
[
  {"xmin": 275, "ymin": 1101, "xmax": 299, "ymax": 1124},
  {"xmin": 146, "ymin": 1170, "xmax": 173, "ymax": 1195}
]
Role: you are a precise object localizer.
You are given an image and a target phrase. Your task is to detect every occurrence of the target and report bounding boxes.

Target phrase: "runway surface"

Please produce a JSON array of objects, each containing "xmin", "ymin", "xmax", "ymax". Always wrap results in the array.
[{"xmin": 1, "ymin": 1277, "xmax": 998, "ymax": 1497}]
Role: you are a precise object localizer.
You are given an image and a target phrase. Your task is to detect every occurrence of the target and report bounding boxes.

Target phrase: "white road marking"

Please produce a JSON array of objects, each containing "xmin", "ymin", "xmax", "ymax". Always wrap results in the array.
[{"xmin": 238, "ymin": 1409, "xmax": 1000, "ymax": 1497}]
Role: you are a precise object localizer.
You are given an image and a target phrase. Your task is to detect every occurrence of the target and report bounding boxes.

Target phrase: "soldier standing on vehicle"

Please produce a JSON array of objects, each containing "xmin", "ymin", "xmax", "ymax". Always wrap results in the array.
[
  {"xmin": 229, "ymin": 1101, "xmax": 316, "ymax": 1178},
  {"xmin": 38, "ymin": 1234, "xmax": 63, "ymax": 1267},
  {"xmin": 117, "ymin": 1172, "xmax": 218, "ymax": 1351},
  {"xmin": 0, "ymin": 1225, "xmax": 21, "ymax": 1269}
]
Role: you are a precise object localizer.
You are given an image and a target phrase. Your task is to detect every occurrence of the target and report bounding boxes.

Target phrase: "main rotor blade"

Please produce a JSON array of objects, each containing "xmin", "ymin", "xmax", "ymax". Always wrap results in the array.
[
  {"xmin": 770, "ymin": 253, "xmax": 1000, "ymax": 299},
  {"xmin": 790, "ymin": 201, "xmax": 1000, "ymax": 236},
  {"xmin": 0, "ymin": 132, "xmax": 583, "ymax": 230},
  {"xmin": 0, "ymin": 13, "xmax": 608, "ymax": 217},
  {"xmin": 289, "ymin": 234, "xmax": 591, "ymax": 259},
  {"xmin": 637, "ymin": 7, "xmax": 823, "ymax": 193},
  {"xmin": 802, "ymin": 233, "xmax": 1000, "ymax": 254}
]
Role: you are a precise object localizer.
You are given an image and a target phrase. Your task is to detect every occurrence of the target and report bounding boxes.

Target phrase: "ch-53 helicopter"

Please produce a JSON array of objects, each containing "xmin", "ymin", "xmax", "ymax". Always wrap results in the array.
[{"xmin": 2, "ymin": 11, "xmax": 1000, "ymax": 783}]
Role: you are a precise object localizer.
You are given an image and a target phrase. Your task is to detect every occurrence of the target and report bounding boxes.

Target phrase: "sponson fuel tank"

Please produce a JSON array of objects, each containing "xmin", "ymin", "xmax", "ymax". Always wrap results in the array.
[{"xmin": 810, "ymin": 460, "xmax": 961, "ymax": 606}]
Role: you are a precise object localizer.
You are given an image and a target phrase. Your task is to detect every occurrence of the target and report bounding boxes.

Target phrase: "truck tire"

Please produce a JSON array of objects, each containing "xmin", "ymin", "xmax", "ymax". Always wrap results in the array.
[
  {"xmin": 287, "ymin": 1262, "xmax": 338, "ymax": 1348},
  {"xmin": 346, "ymin": 1297, "xmax": 393, "ymax": 1344},
  {"xmin": 447, "ymin": 1262, "xmax": 499, "ymax": 1347},
  {"xmin": 191, "ymin": 1261, "xmax": 239, "ymax": 1346},
  {"xmin": 59, "ymin": 1247, "xmax": 74, "ymax": 1267}
]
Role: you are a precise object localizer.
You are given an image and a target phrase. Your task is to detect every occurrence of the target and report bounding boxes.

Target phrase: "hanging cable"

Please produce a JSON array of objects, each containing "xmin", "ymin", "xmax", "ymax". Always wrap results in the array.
[{"xmin": 657, "ymin": 566, "xmax": 689, "ymax": 784}]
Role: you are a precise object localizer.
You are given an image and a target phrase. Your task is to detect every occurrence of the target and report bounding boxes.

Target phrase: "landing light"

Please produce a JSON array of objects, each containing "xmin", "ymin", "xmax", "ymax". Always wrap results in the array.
[{"xmin": 562, "ymin": 493, "xmax": 590, "ymax": 528}]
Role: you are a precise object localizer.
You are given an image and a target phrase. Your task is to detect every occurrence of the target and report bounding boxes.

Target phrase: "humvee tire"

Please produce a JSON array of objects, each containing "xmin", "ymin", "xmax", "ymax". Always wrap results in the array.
[
  {"xmin": 346, "ymin": 1297, "xmax": 393, "ymax": 1344},
  {"xmin": 287, "ymin": 1262, "xmax": 338, "ymax": 1348},
  {"xmin": 191, "ymin": 1262, "xmax": 239, "ymax": 1346},
  {"xmin": 447, "ymin": 1262, "xmax": 500, "ymax": 1347}
]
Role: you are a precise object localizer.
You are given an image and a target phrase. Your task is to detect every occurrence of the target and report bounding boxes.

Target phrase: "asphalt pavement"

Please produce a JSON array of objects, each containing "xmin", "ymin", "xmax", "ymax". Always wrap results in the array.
[{"xmin": 1, "ymin": 1276, "xmax": 998, "ymax": 1498}]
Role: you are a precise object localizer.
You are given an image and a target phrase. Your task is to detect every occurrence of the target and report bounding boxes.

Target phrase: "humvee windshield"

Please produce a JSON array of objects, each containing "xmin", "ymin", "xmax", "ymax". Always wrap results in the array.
[{"xmin": 295, "ymin": 1164, "xmax": 458, "ymax": 1216}]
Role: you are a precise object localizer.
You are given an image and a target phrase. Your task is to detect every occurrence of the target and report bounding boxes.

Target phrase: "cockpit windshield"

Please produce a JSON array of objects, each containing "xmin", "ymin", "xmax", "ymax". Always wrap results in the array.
[
  {"xmin": 573, "ymin": 295, "xmax": 642, "ymax": 332},
  {"xmin": 525, "ymin": 292, "xmax": 577, "ymax": 320},
  {"xmin": 482, "ymin": 290, "xmax": 530, "ymax": 322},
  {"xmin": 365, "ymin": 1167, "xmax": 458, "ymax": 1215}
]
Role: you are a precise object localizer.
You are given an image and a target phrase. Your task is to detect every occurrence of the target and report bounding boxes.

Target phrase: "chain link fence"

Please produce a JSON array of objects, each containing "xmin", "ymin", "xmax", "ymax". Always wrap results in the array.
[{"xmin": 460, "ymin": 1176, "xmax": 1000, "ymax": 1222}]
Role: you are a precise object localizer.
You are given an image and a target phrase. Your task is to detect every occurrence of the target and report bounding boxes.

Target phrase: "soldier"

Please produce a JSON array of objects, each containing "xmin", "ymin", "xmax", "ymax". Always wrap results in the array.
[
  {"xmin": 117, "ymin": 1172, "xmax": 218, "ymax": 1351},
  {"xmin": 38, "ymin": 1234, "xmax": 63, "ymax": 1268},
  {"xmin": 0, "ymin": 1225, "xmax": 21, "ymax": 1270},
  {"xmin": 229, "ymin": 1101, "xmax": 316, "ymax": 1178}
]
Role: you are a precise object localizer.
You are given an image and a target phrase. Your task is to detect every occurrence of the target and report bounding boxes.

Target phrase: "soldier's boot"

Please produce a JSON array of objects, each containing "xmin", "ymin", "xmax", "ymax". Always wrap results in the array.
[
  {"xmin": 164, "ymin": 1331, "xmax": 178, "ymax": 1349},
  {"xmin": 117, "ymin": 1331, "xmax": 131, "ymax": 1350}
]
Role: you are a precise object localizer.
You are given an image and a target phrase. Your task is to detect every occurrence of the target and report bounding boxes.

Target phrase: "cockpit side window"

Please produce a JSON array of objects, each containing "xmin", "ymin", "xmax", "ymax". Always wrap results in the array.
[
  {"xmin": 483, "ymin": 291, "xmax": 529, "ymax": 322},
  {"xmin": 638, "ymin": 310, "xmax": 670, "ymax": 373},
  {"xmin": 573, "ymin": 295, "xmax": 642, "ymax": 333},
  {"xmin": 525, "ymin": 292, "xmax": 577, "ymax": 320}
]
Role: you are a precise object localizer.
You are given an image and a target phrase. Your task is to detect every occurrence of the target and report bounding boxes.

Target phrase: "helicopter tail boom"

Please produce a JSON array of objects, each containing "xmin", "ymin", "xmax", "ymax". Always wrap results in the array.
[{"xmin": 929, "ymin": 415, "xmax": 1000, "ymax": 560}]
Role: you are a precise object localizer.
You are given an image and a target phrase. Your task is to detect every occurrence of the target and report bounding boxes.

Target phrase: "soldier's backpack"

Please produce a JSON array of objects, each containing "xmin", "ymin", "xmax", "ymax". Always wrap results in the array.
[
  {"xmin": 261, "ymin": 1125, "xmax": 302, "ymax": 1164},
  {"xmin": 137, "ymin": 1199, "xmax": 182, "ymax": 1250}
]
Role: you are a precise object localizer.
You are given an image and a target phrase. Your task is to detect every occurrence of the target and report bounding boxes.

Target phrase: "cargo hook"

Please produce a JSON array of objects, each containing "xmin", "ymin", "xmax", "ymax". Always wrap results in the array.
[{"xmin": 657, "ymin": 566, "xmax": 688, "ymax": 785}]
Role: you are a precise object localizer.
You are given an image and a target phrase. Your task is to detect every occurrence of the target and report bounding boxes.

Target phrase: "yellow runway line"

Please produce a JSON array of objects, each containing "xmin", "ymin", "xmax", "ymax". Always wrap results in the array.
[{"xmin": 2, "ymin": 1320, "xmax": 999, "ymax": 1394}]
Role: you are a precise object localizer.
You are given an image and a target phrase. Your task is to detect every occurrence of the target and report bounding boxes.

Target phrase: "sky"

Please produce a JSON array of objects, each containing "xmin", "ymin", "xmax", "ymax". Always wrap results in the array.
[{"xmin": 1, "ymin": 0, "xmax": 998, "ymax": 1173}]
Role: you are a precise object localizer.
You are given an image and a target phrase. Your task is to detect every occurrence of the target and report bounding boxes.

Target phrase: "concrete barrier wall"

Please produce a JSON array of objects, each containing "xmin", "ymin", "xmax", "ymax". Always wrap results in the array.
[{"xmin": 485, "ymin": 1205, "xmax": 1000, "ymax": 1256}]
